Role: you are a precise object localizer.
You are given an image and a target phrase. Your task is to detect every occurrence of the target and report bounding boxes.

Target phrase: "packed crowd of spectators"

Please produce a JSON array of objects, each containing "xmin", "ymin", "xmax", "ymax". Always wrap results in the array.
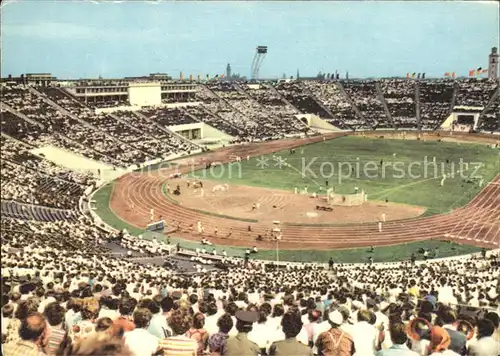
[
  {"xmin": 86, "ymin": 98, "xmax": 129, "ymax": 109},
  {"xmin": 380, "ymin": 79, "xmax": 418, "ymax": 129},
  {"xmin": 454, "ymin": 79, "xmax": 499, "ymax": 108},
  {"xmin": 418, "ymin": 81, "xmax": 455, "ymax": 130},
  {"xmin": 301, "ymin": 81, "xmax": 362, "ymax": 130},
  {"xmin": 1, "ymin": 137, "xmax": 95, "ymax": 210},
  {"xmin": 207, "ymin": 83, "xmax": 305, "ymax": 138},
  {"xmin": 38, "ymin": 87, "xmax": 173, "ymax": 161},
  {"xmin": 2, "ymin": 85, "xmax": 145, "ymax": 167},
  {"xmin": 275, "ymin": 81, "xmax": 335, "ymax": 120},
  {"xmin": 478, "ymin": 94, "xmax": 500, "ymax": 132},
  {"xmin": 2, "ymin": 84, "xmax": 200, "ymax": 166},
  {"xmin": 183, "ymin": 105, "xmax": 243, "ymax": 137},
  {"xmin": 194, "ymin": 85, "xmax": 284, "ymax": 141},
  {"xmin": 113, "ymin": 110, "xmax": 198, "ymax": 155},
  {"xmin": 141, "ymin": 107, "xmax": 197, "ymax": 126},
  {"xmin": 1, "ymin": 216, "xmax": 498, "ymax": 356},
  {"xmin": 342, "ymin": 81, "xmax": 390, "ymax": 129},
  {"xmin": 194, "ymin": 85, "xmax": 260, "ymax": 136}
]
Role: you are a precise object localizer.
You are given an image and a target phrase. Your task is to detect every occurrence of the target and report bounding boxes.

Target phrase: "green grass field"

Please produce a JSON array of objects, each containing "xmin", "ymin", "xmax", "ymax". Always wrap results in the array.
[
  {"xmin": 94, "ymin": 182, "xmax": 482, "ymax": 263},
  {"xmin": 189, "ymin": 136, "xmax": 499, "ymax": 215},
  {"xmin": 94, "ymin": 133, "xmax": 499, "ymax": 263}
]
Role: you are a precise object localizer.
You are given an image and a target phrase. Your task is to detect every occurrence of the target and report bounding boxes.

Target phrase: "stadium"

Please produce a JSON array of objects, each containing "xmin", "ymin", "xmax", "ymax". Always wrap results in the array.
[{"xmin": 1, "ymin": 1, "xmax": 500, "ymax": 356}]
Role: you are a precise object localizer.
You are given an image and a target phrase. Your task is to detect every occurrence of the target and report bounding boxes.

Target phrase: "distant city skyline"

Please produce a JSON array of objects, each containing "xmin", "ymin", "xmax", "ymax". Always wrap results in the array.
[{"xmin": 1, "ymin": 1, "xmax": 499, "ymax": 79}]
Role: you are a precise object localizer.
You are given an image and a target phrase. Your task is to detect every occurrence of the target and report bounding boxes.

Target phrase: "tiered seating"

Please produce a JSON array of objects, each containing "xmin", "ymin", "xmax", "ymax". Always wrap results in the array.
[
  {"xmin": 1, "ymin": 200, "xmax": 80, "ymax": 222},
  {"xmin": 3, "ymin": 85, "xmax": 69, "ymax": 131},
  {"xmin": 275, "ymin": 81, "xmax": 334, "ymax": 119},
  {"xmin": 478, "ymin": 94, "xmax": 500, "ymax": 132},
  {"xmin": 1, "ymin": 136, "xmax": 95, "ymax": 185},
  {"xmin": 418, "ymin": 80, "xmax": 455, "ymax": 129},
  {"xmin": 112, "ymin": 111, "xmax": 197, "ymax": 155},
  {"xmin": 140, "ymin": 107, "xmax": 197, "ymax": 126},
  {"xmin": 1, "ymin": 160, "xmax": 85, "ymax": 209},
  {"xmin": 209, "ymin": 83, "xmax": 304, "ymax": 137},
  {"xmin": 1, "ymin": 216, "xmax": 111, "ymax": 257},
  {"xmin": 2, "ymin": 85, "xmax": 137, "ymax": 166},
  {"xmin": 194, "ymin": 85, "xmax": 261, "ymax": 138},
  {"xmin": 455, "ymin": 79, "xmax": 499, "ymax": 107},
  {"xmin": 0, "ymin": 136, "xmax": 95, "ymax": 210},
  {"xmin": 301, "ymin": 81, "xmax": 356, "ymax": 129},
  {"xmin": 380, "ymin": 79, "xmax": 417, "ymax": 129},
  {"xmin": 0, "ymin": 109, "xmax": 44, "ymax": 143},
  {"xmin": 183, "ymin": 105, "xmax": 242, "ymax": 137},
  {"xmin": 342, "ymin": 81, "xmax": 389, "ymax": 129}
]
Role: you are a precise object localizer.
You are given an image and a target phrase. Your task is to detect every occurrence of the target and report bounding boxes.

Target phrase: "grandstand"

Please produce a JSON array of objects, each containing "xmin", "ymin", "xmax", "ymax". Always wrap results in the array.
[{"xmin": 1, "ymin": 75, "xmax": 499, "ymax": 356}]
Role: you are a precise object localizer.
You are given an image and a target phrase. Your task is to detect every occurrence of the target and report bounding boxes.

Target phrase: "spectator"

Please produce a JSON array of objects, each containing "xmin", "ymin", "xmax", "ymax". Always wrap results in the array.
[
  {"xmin": 3, "ymin": 313, "xmax": 48, "ymax": 356},
  {"xmin": 221, "ymin": 310, "xmax": 260, "ymax": 356},
  {"xmin": 187, "ymin": 312, "xmax": 209, "ymax": 355},
  {"xmin": 376, "ymin": 321, "xmax": 418, "ymax": 355},
  {"xmin": 208, "ymin": 313, "xmax": 233, "ymax": 356},
  {"xmin": 43, "ymin": 302, "xmax": 67, "ymax": 356},
  {"xmin": 468, "ymin": 318, "xmax": 500, "ymax": 356},
  {"xmin": 315, "ymin": 309, "xmax": 355, "ymax": 356},
  {"xmin": 58, "ymin": 332, "xmax": 134, "ymax": 356},
  {"xmin": 123, "ymin": 308, "xmax": 159, "ymax": 356},
  {"xmin": 428, "ymin": 326, "xmax": 460, "ymax": 356},
  {"xmin": 269, "ymin": 310, "xmax": 312, "ymax": 355},
  {"xmin": 160, "ymin": 308, "xmax": 198, "ymax": 356}
]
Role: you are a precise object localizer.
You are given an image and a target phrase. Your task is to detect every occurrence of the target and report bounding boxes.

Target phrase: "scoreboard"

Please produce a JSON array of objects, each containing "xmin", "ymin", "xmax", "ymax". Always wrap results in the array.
[{"xmin": 146, "ymin": 220, "xmax": 166, "ymax": 232}]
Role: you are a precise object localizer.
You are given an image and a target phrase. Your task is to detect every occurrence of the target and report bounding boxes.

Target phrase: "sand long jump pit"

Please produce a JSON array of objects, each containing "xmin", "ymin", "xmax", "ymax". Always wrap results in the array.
[{"xmin": 167, "ymin": 178, "xmax": 426, "ymax": 225}]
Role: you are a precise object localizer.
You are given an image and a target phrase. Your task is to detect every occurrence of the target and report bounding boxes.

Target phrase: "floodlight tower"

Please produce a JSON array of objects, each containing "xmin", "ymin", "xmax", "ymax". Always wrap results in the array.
[{"xmin": 251, "ymin": 46, "xmax": 268, "ymax": 80}]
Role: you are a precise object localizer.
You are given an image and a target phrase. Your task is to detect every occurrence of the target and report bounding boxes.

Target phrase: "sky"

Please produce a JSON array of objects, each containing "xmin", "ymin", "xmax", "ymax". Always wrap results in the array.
[{"xmin": 1, "ymin": 1, "xmax": 499, "ymax": 79}]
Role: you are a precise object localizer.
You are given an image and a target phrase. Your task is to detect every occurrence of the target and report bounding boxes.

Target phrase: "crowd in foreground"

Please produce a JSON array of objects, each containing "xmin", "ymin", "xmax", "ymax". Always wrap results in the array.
[{"xmin": 1, "ymin": 216, "xmax": 499, "ymax": 356}]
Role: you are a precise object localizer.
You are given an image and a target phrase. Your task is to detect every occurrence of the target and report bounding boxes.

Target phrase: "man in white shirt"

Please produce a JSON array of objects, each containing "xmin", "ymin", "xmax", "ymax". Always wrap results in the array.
[
  {"xmin": 124, "ymin": 308, "xmax": 159, "ymax": 356},
  {"xmin": 468, "ymin": 318, "xmax": 500, "ymax": 356},
  {"xmin": 350, "ymin": 309, "xmax": 378, "ymax": 356}
]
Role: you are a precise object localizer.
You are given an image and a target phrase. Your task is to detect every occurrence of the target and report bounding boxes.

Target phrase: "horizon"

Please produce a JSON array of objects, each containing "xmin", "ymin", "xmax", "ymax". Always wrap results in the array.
[{"xmin": 1, "ymin": 0, "xmax": 499, "ymax": 79}]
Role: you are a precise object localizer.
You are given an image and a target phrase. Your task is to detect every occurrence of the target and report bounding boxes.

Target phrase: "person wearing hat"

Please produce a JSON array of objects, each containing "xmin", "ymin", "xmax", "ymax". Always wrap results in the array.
[
  {"xmin": 315, "ymin": 309, "xmax": 355, "ymax": 356},
  {"xmin": 221, "ymin": 310, "xmax": 260, "ymax": 356},
  {"xmin": 269, "ymin": 311, "xmax": 312, "ymax": 356}
]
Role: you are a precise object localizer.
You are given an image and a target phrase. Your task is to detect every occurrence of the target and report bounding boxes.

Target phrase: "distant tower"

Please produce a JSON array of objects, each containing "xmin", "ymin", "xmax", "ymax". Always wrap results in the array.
[
  {"xmin": 346, "ymin": 71, "xmax": 349, "ymax": 80},
  {"xmin": 226, "ymin": 63, "xmax": 232, "ymax": 80},
  {"xmin": 296, "ymin": 69, "xmax": 300, "ymax": 80},
  {"xmin": 251, "ymin": 46, "xmax": 268, "ymax": 80},
  {"xmin": 488, "ymin": 47, "xmax": 498, "ymax": 79}
]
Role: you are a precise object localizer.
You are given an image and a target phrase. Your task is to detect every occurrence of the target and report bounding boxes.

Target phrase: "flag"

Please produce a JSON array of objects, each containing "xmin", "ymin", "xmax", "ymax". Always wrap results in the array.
[
  {"xmin": 214, "ymin": 74, "xmax": 219, "ymax": 80},
  {"xmin": 180, "ymin": 72, "xmax": 183, "ymax": 81},
  {"xmin": 468, "ymin": 69, "xmax": 475, "ymax": 77},
  {"xmin": 444, "ymin": 72, "xmax": 451, "ymax": 77},
  {"xmin": 221, "ymin": 74, "xmax": 225, "ymax": 79},
  {"xmin": 189, "ymin": 74, "xmax": 193, "ymax": 82},
  {"xmin": 197, "ymin": 74, "xmax": 201, "ymax": 82},
  {"xmin": 206, "ymin": 74, "xmax": 209, "ymax": 81},
  {"xmin": 417, "ymin": 73, "xmax": 421, "ymax": 79},
  {"xmin": 412, "ymin": 72, "xmax": 416, "ymax": 78},
  {"xmin": 422, "ymin": 73, "xmax": 426, "ymax": 79},
  {"xmin": 406, "ymin": 72, "xmax": 410, "ymax": 78},
  {"xmin": 452, "ymin": 72, "xmax": 456, "ymax": 79},
  {"xmin": 481, "ymin": 69, "xmax": 489, "ymax": 74}
]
